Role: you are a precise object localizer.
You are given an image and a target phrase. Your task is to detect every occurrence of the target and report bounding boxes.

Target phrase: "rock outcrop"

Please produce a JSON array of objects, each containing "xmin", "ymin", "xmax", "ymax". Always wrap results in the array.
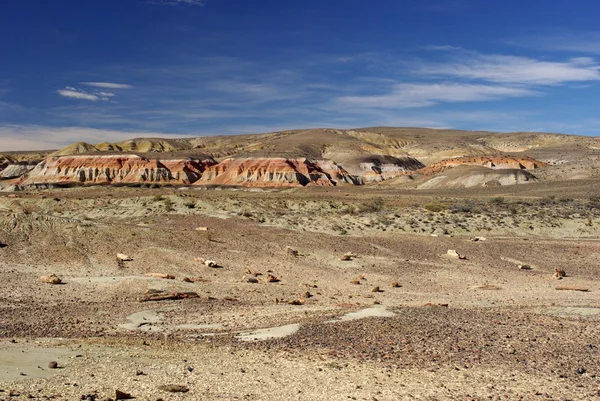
[
  {"xmin": 0, "ymin": 164, "xmax": 35, "ymax": 179},
  {"xmin": 418, "ymin": 166, "xmax": 537, "ymax": 189},
  {"xmin": 19, "ymin": 155, "xmax": 216, "ymax": 186},
  {"xmin": 195, "ymin": 158, "xmax": 361, "ymax": 187},
  {"xmin": 417, "ymin": 156, "xmax": 547, "ymax": 176}
]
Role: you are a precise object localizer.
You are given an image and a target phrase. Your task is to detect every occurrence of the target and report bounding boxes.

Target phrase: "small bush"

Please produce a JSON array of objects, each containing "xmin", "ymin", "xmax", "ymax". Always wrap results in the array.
[
  {"xmin": 361, "ymin": 197, "xmax": 385, "ymax": 213},
  {"xmin": 423, "ymin": 204, "xmax": 446, "ymax": 213},
  {"xmin": 163, "ymin": 198, "xmax": 174, "ymax": 212}
]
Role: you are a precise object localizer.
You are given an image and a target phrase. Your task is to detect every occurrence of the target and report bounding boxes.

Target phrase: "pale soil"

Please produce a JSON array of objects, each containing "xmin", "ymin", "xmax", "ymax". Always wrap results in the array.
[{"xmin": 1, "ymin": 182, "xmax": 600, "ymax": 400}]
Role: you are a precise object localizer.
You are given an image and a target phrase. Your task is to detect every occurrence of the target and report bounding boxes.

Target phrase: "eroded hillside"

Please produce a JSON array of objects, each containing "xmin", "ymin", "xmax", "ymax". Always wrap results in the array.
[{"xmin": 2, "ymin": 127, "xmax": 599, "ymax": 190}]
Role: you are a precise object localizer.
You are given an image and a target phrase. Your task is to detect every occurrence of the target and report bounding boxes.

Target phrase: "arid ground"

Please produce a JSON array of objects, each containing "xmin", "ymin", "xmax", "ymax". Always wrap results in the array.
[{"xmin": 0, "ymin": 179, "xmax": 599, "ymax": 401}]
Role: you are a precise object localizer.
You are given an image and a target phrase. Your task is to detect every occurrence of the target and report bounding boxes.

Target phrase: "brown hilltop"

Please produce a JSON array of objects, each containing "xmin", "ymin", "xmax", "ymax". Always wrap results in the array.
[
  {"xmin": 417, "ymin": 156, "xmax": 548, "ymax": 177},
  {"xmin": 3, "ymin": 126, "xmax": 600, "ymax": 189}
]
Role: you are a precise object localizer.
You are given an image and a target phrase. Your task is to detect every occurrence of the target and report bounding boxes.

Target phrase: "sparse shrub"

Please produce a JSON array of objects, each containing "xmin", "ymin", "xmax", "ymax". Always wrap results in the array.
[
  {"xmin": 490, "ymin": 197, "xmax": 505, "ymax": 205},
  {"xmin": 423, "ymin": 204, "xmax": 446, "ymax": 213},
  {"xmin": 450, "ymin": 203, "xmax": 473, "ymax": 213},
  {"xmin": 163, "ymin": 198, "xmax": 174, "ymax": 212},
  {"xmin": 360, "ymin": 197, "xmax": 385, "ymax": 213}
]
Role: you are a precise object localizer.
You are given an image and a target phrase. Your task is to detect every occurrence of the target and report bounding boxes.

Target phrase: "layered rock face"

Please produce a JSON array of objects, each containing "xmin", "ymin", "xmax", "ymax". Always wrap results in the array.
[
  {"xmin": 19, "ymin": 155, "xmax": 216, "ymax": 185},
  {"xmin": 358, "ymin": 157, "xmax": 425, "ymax": 182},
  {"xmin": 195, "ymin": 158, "xmax": 361, "ymax": 187},
  {"xmin": 418, "ymin": 156, "xmax": 547, "ymax": 176},
  {"xmin": 0, "ymin": 164, "xmax": 35, "ymax": 179},
  {"xmin": 418, "ymin": 166, "xmax": 537, "ymax": 189}
]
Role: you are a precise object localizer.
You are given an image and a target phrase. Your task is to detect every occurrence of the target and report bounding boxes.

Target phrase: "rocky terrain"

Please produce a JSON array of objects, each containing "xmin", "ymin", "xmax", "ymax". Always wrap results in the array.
[
  {"xmin": 1, "ymin": 127, "xmax": 600, "ymax": 400},
  {"xmin": 2, "ymin": 127, "xmax": 600, "ymax": 190}
]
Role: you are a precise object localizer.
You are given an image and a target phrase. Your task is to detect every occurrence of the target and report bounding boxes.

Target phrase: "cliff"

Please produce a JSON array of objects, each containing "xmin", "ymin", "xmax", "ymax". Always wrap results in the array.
[
  {"xmin": 416, "ymin": 156, "xmax": 547, "ymax": 177},
  {"xmin": 195, "ymin": 158, "xmax": 361, "ymax": 187},
  {"xmin": 19, "ymin": 155, "xmax": 216, "ymax": 186}
]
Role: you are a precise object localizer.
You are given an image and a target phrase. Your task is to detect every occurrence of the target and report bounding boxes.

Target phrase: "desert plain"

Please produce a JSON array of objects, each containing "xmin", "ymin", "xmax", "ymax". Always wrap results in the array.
[{"xmin": 0, "ymin": 127, "xmax": 599, "ymax": 400}]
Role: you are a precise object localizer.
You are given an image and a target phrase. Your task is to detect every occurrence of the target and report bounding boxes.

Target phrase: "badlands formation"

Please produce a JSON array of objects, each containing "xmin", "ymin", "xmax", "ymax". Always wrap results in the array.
[
  {"xmin": 5, "ymin": 126, "xmax": 599, "ymax": 190},
  {"xmin": 1, "ymin": 127, "xmax": 600, "ymax": 400}
]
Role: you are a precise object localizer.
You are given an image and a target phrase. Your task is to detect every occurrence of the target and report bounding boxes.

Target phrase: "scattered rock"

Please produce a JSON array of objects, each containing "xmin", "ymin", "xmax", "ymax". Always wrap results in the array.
[
  {"xmin": 143, "ymin": 273, "xmax": 175, "ymax": 280},
  {"xmin": 371, "ymin": 286, "xmax": 382, "ymax": 293},
  {"xmin": 158, "ymin": 384, "xmax": 189, "ymax": 393},
  {"xmin": 555, "ymin": 286, "xmax": 589, "ymax": 292},
  {"xmin": 116, "ymin": 253, "xmax": 133, "ymax": 262},
  {"xmin": 447, "ymin": 249, "xmax": 467, "ymax": 260},
  {"xmin": 139, "ymin": 291, "xmax": 200, "ymax": 302},
  {"xmin": 195, "ymin": 226, "xmax": 208, "ymax": 231},
  {"xmin": 304, "ymin": 291, "xmax": 313, "ymax": 298},
  {"xmin": 391, "ymin": 281, "xmax": 401, "ymax": 288},
  {"xmin": 341, "ymin": 252, "xmax": 357, "ymax": 261},
  {"xmin": 0, "ymin": 241, "xmax": 7, "ymax": 248},
  {"xmin": 246, "ymin": 276, "xmax": 259, "ymax": 283},
  {"xmin": 286, "ymin": 246, "xmax": 299, "ymax": 257},
  {"xmin": 48, "ymin": 361, "xmax": 58, "ymax": 369},
  {"xmin": 135, "ymin": 370, "xmax": 146, "ymax": 376},
  {"xmin": 204, "ymin": 260, "xmax": 220, "ymax": 268},
  {"xmin": 553, "ymin": 268, "xmax": 567, "ymax": 279},
  {"xmin": 350, "ymin": 280, "xmax": 361, "ymax": 285},
  {"xmin": 518, "ymin": 264, "xmax": 532, "ymax": 270},
  {"xmin": 469, "ymin": 236, "xmax": 486, "ymax": 242},
  {"xmin": 40, "ymin": 274, "xmax": 62, "ymax": 284},
  {"xmin": 182, "ymin": 277, "xmax": 193, "ymax": 283},
  {"xmin": 287, "ymin": 299, "xmax": 305, "ymax": 305},
  {"xmin": 115, "ymin": 389, "xmax": 134, "ymax": 400},
  {"xmin": 245, "ymin": 268, "xmax": 262, "ymax": 276},
  {"xmin": 267, "ymin": 274, "xmax": 280, "ymax": 283}
]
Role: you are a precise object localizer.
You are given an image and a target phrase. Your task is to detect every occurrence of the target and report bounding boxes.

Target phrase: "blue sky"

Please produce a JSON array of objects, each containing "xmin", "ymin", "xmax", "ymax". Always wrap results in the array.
[{"xmin": 1, "ymin": 0, "xmax": 600, "ymax": 150}]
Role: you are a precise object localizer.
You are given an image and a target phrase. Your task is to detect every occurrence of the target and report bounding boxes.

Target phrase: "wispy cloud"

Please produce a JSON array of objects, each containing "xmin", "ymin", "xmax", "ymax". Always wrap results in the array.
[
  {"xmin": 417, "ymin": 53, "xmax": 600, "ymax": 85},
  {"xmin": 515, "ymin": 32, "xmax": 600, "ymax": 54},
  {"xmin": 80, "ymin": 82, "xmax": 133, "ymax": 89},
  {"xmin": 420, "ymin": 45, "xmax": 463, "ymax": 51},
  {"xmin": 339, "ymin": 83, "xmax": 536, "ymax": 108},
  {"xmin": 0, "ymin": 125, "xmax": 189, "ymax": 151},
  {"xmin": 57, "ymin": 87, "xmax": 115, "ymax": 101}
]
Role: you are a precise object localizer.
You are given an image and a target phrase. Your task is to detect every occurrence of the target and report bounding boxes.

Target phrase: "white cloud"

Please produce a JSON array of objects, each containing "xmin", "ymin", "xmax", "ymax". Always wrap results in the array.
[
  {"xmin": 418, "ymin": 53, "xmax": 600, "ymax": 85},
  {"xmin": 339, "ymin": 83, "xmax": 536, "ymax": 108},
  {"xmin": 0, "ymin": 125, "xmax": 188, "ymax": 151},
  {"xmin": 80, "ymin": 82, "xmax": 133, "ymax": 89},
  {"xmin": 420, "ymin": 45, "xmax": 463, "ymax": 51},
  {"xmin": 57, "ymin": 87, "xmax": 115, "ymax": 101}
]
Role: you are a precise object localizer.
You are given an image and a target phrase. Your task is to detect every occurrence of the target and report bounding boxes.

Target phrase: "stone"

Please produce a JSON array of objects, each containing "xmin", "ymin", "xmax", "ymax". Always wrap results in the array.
[
  {"xmin": 116, "ymin": 253, "xmax": 133, "ymax": 262},
  {"xmin": 391, "ymin": 281, "xmax": 401, "ymax": 288},
  {"xmin": 371, "ymin": 286, "xmax": 382, "ymax": 293},
  {"xmin": 40, "ymin": 274, "xmax": 62, "ymax": 284},
  {"xmin": 286, "ymin": 246, "xmax": 299, "ymax": 257},
  {"xmin": 115, "ymin": 389, "xmax": 134, "ymax": 400},
  {"xmin": 246, "ymin": 277, "xmax": 259, "ymax": 283},
  {"xmin": 518, "ymin": 264, "xmax": 532, "ymax": 270},
  {"xmin": 553, "ymin": 268, "xmax": 567, "ymax": 279},
  {"xmin": 158, "ymin": 384, "xmax": 189, "ymax": 393},
  {"xmin": 204, "ymin": 260, "xmax": 219, "ymax": 268},
  {"xmin": 48, "ymin": 361, "xmax": 58, "ymax": 369},
  {"xmin": 143, "ymin": 273, "xmax": 175, "ymax": 279},
  {"xmin": 267, "ymin": 274, "xmax": 280, "ymax": 283},
  {"xmin": 447, "ymin": 249, "xmax": 467, "ymax": 260}
]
